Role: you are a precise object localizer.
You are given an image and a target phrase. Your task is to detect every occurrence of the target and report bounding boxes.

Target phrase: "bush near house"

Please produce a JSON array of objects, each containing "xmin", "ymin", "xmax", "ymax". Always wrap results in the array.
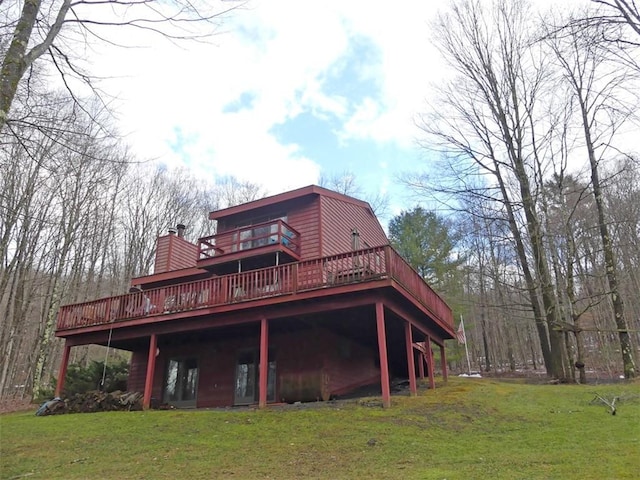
[{"xmin": 61, "ymin": 359, "xmax": 129, "ymax": 396}]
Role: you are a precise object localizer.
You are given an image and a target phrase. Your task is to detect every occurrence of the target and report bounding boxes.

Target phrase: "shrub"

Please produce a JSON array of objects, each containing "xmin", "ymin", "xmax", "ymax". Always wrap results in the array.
[{"xmin": 62, "ymin": 359, "xmax": 129, "ymax": 397}]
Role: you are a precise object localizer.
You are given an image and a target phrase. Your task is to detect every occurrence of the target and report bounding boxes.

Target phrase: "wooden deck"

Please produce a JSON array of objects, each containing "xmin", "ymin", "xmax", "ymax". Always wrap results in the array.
[{"xmin": 56, "ymin": 246, "xmax": 453, "ymax": 334}]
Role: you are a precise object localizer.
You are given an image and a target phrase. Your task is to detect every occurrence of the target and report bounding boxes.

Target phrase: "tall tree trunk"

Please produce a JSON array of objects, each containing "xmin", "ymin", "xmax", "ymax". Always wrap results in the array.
[{"xmin": 581, "ymin": 108, "xmax": 636, "ymax": 378}]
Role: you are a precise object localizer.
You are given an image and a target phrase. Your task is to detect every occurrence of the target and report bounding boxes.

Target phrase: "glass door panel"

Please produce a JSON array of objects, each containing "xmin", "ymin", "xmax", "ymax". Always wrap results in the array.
[
  {"xmin": 234, "ymin": 351, "xmax": 256, "ymax": 405},
  {"xmin": 164, "ymin": 357, "xmax": 198, "ymax": 407}
]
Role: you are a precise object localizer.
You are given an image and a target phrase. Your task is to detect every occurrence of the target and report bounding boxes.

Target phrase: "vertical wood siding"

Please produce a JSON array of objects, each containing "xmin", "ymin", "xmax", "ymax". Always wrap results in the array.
[
  {"xmin": 127, "ymin": 350, "xmax": 147, "ymax": 392},
  {"xmin": 287, "ymin": 197, "xmax": 321, "ymax": 260},
  {"xmin": 211, "ymin": 197, "xmax": 321, "ymax": 261},
  {"xmin": 321, "ymin": 329, "xmax": 380, "ymax": 396},
  {"xmin": 319, "ymin": 196, "xmax": 388, "ymax": 257},
  {"xmin": 154, "ymin": 235, "xmax": 198, "ymax": 274},
  {"xmin": 127, "ymin": 326, "xmax": 383, "ymax": 408}
]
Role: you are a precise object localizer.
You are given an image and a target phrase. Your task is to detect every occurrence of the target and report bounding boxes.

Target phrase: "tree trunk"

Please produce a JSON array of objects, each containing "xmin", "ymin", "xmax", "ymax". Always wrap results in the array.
[{"xmin": 581, "ymin": 109, "xmax": 636, "ymax": 378}]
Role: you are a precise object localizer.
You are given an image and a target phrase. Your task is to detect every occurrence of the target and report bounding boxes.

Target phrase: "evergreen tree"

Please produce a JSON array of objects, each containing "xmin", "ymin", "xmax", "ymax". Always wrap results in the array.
[{"xmin": 388, "ymin": 207, "xmax": 464, "ymax": 293}]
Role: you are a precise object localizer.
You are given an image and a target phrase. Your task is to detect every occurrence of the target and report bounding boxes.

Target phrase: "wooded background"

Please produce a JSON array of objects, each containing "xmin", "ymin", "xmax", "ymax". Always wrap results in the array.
[{"xmin": 1, "ymin": 0, "xmax": 639, "ymax": 400}]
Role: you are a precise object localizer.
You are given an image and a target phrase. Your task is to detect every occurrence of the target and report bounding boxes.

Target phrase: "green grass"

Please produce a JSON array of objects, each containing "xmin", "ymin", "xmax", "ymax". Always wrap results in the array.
[{"xmin": 2, "ymin": 378, "xmax": 639, "ymax": 479}]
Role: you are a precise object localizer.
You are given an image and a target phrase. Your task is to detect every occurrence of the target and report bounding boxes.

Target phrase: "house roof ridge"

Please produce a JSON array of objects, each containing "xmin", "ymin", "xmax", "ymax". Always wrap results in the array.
[{"xmin": 208, "ymin": 184, "xmax": 372, "ymax": 220}]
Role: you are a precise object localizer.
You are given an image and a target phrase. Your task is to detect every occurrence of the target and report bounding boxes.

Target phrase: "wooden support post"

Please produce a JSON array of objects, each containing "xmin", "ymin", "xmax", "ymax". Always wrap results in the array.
[
  {"xmin": 405, "ymin": 322, "xmax": 417, "ymax": 396},
  {"xmin": 439, "ymin": 343, "xmax": 448, "ymax": 382},
  {"xmin": 426, "ymin": 335, "xmax": 436, "ymax": 390},
  {"xmin": 54, "ymin": 342, "xmax": 72, "ymax": 397},
  {"xmin": 376, "ymin": 302, "xmax": 391, "ymax": 408},
  {"xmin": 418, "ymin": 350, "xmax": 425, "ymax": 379},
  {"xmin": 259, "ymin": 317, "xmax": 269, "ymax": 408},
  {"xmin": 143, "ymin": 334, "xmax": 157, "ymax": 409}
]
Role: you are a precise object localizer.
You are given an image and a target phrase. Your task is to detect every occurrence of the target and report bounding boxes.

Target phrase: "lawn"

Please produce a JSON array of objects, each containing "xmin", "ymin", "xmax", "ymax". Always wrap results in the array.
[{"xmin": 2, "ymin": 378, "xmax": 638, "ymax": 479}]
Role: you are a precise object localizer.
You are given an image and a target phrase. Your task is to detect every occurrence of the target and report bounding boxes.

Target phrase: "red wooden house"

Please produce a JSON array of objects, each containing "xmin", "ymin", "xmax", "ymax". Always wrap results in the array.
[{"xmin": 55, "ymin": 185, "xmax": 455, "ymax": 408}]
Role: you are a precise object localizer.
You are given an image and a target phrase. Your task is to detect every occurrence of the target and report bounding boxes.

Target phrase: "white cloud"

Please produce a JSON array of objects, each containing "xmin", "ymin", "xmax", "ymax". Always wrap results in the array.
[
  {"xmin": 92, "ymin": 0, "xmax": 451, "ymax": 195},
  {"xmin": 58, "ymin": 0, "xmax": 600, "ymax": 206}
]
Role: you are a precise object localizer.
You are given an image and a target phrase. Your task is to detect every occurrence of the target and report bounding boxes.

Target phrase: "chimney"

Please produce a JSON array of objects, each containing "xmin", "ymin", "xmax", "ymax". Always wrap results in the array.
[{"xmin": 155, "ymin": 225, "xmax": 198, "ymax": 274}]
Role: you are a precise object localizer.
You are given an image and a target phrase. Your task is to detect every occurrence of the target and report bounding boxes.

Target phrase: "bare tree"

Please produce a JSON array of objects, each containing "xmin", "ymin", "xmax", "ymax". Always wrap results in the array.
[
  {"xmin": 544, "ymin": 13, "xmax": 637, "ymax": 378},
  {"xmin": 214, "ymin": 176, "xmax": 267, "ymax": 211},
  {"xmin": 592, "ymin": 0, "xmax": 640, "ymax": 42},
  {"xmin": 415, "ymin": 0, "xmax": 568, "ymax": 378},
  {"xmin": 0, "ymin": 0, "xmax": 240, "ymax": 132},
  {"xmin": 319, "ymin": 170, "xmax": 390, "ymax": 218}
]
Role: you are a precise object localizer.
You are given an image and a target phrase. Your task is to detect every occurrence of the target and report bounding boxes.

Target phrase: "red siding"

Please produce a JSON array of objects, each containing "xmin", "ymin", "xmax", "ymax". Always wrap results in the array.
[
  {"xmin": 208, "ymin": 189, "xmax": 386, "ymax": 263},
  {"xmin": 127, "ymin": 350, "xmax": 147, "ymax": 392},
  {"xmin": 127, "ymin": 326, "xmax": 381, "ymax": 407},
  {"xmin": 275, "ymin": 329, "xmax": 325, "ymax": 402},
  {"xmin": 321, "ymin": 330, "xmax": 380, "ymax": 396},
  {"xmin": 154, "ymin": 235, "xmax": 198, "ymax": 274},
  {"xmin": 287, "ymin": 197, "xmax": 321, "ymax": 261},
  {"xmin": 319, "ymin": 196, "xmax": 388, "ymax": 257},
  {"xmin": 213, "ymin": 196, "xmax": 322, "ymax": 261}
]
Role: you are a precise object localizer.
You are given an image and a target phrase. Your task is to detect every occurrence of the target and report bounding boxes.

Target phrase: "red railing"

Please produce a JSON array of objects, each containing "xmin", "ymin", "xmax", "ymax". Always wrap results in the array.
[
  {"xmin": 56, "ymin": 246, "xmax": 453, "ymax": 331},
  {"xmin": 385, "ymin": 249, "xmax": 454, "ymax": 328},
  {"xmin": 199, "ymin": 219, "xmax": 301, "ymax": 259}
]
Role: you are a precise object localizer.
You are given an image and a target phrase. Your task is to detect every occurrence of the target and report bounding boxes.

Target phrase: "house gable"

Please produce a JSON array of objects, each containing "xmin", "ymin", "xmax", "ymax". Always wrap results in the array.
[
  {"xmin": 319, "ymin": 194, "xmax": 388, "ymax": 257},
  {"xmin": 209, "ymin": 185, "xmax": 386, "ymax": 261}
]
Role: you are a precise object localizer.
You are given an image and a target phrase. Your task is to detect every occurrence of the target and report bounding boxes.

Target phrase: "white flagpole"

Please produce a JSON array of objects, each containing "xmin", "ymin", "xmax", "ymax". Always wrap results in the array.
[{"xmin": 461, "ymin": 315, "xmax": 472, "ymax": 374}]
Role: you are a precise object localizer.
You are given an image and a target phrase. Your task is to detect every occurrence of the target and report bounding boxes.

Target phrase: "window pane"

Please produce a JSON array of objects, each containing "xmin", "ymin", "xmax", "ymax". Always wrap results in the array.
[
  {"xmin": 165, "ymin": 359, "xmax": 179, "ymax": 401},
  {"xmin": 164, "ymin": 358, "xmax": 198, "ymax": 404}
]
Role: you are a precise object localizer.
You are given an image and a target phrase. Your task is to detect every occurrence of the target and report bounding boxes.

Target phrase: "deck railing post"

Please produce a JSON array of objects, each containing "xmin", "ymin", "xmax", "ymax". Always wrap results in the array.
[
  {"xmin": 221, "ymin": 276, "xmax": 228, "ymax": 303},
  {"xmin": 293, "ymin": 263, "xmax": 298, "ymax": 293},
  {"xmin": 56, "ymin": 309, "xmax": 65, "ymax": 330},
  {"xmin": 156, "ymin": 288, "xmax": 165, "ymax": 314},
  {"xmin": 104, "ymin": 298, "xmax": 112, "ymax": 322},
  {"xmin": 384, "ymin": 246, "xmax": 391, "ymax": 277}
]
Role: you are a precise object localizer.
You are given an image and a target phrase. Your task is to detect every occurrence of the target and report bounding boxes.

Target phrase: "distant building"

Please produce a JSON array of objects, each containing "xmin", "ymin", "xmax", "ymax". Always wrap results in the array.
[{"xmin": 55, "ymin": 185, "xmax": 454, "ymax": 408}]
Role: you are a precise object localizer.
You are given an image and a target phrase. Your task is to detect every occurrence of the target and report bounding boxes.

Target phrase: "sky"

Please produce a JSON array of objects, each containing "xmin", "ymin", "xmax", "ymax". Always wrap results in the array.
[
  {"xmin": 85, "ymin": 0, "xmax": 596, "ymax": 225},
  {"xmin": 88, "ymin": 0, "xmax": 451, "ymax": 222}
]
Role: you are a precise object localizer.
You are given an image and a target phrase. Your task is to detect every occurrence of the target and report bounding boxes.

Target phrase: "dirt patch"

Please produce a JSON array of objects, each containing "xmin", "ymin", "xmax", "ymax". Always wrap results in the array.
[{"xmin": 0, "ymin": 398, "xmax": 35, "ymax": 414}]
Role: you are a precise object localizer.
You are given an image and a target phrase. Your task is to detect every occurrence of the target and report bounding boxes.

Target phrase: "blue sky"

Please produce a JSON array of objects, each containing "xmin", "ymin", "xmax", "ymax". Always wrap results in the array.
[{"xmin": 268, "ymin": 34, "xmax": 398, "ymax": 185}]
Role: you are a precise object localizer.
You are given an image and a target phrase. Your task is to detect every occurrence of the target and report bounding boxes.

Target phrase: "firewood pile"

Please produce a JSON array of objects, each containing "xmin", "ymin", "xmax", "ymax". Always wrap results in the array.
[{"xmin": 36, "ymin": 391, "xmax": 143, "ymax": 415}]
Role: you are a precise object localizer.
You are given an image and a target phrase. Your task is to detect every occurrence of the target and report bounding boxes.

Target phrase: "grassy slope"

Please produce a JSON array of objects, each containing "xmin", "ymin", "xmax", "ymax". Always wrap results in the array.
[{"xmin": 2, "ymin": 378, "xmax": 639, "ymax": 479}]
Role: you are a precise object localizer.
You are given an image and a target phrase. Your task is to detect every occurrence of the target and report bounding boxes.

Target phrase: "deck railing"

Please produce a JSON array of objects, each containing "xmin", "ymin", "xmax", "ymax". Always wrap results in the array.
[
  {"xmin": 198, "ymin": 219, "xmax": 301, "ymax": 259},
  {"xmin": 56, "ymin": 246, "xmax": 453, "ymax": 331}
]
